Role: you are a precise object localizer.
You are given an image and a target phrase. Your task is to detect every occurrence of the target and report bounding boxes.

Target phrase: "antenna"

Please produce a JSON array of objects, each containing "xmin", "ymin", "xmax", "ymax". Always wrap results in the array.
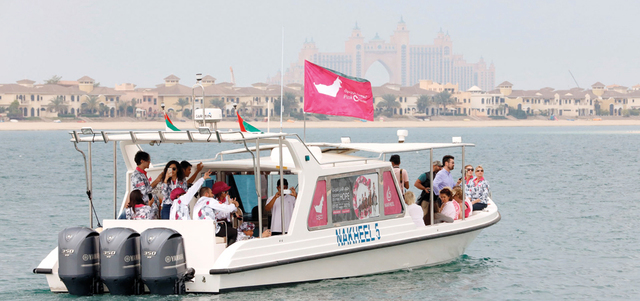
[{"xmin": 568, "ymin": 70, "xmax": 580, "ymax": 88}]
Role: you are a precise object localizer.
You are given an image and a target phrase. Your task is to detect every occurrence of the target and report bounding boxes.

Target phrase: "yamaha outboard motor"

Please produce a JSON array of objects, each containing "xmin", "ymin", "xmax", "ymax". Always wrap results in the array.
[
  {"xmin": 99, "ymin": 227, "xmax": 143, "ymax": 295},
  {"xmin": 58, "ymin": 227, "xmax": 102, "ymax": 296},
  {"xmin": 140, "ymin": 228, "xmax": 194, "ymax": 295}
]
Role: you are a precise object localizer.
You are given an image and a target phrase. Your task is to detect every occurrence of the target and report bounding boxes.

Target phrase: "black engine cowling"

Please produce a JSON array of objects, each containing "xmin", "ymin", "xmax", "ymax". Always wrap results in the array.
[
  {"xmin": 140, "ymin": 228, "xmax": 193, "ymax": 295},
  {"xmin": 58, "ymin": 227, "xmax": 102, "ymax": 296},
  {"xmin": 99, "ymin": 227, "xmax": 143, "ymax": 295}
]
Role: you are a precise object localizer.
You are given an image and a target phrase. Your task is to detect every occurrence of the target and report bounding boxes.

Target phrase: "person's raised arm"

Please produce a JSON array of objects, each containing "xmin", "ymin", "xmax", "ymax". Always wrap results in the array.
[
  {"xmin": 150, "ymin": 170, "xmax": 165, "ymax": 188},
  {"xmin": 187, "ymin": 162, "xmax": 204, "ymax": 184},
  {"xmin": 265, "ymin": 191, "xmax": 280, "ymax": 212}
]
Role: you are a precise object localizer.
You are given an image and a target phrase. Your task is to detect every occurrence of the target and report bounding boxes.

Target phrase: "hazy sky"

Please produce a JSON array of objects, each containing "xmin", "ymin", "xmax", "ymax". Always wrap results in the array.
[{"xmin": 1, "ymin": 0, "xmax": 639, "ymax": 90}]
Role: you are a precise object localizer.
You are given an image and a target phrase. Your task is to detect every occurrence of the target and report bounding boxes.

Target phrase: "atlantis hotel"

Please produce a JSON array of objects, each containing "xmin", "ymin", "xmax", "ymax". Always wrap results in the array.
[{"xmin": 268, "ymin": 19, "xmax": 495, "ymax": 92}]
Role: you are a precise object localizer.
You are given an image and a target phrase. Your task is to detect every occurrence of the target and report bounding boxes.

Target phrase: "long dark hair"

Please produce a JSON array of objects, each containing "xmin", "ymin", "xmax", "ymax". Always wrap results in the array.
[
  {"xmin": 162, "ymin": 160, "xmax": 184, "ymax": 183},
  {"xmin": 128, "ymin": 190, "xmax": 144, "ymax": 213}
]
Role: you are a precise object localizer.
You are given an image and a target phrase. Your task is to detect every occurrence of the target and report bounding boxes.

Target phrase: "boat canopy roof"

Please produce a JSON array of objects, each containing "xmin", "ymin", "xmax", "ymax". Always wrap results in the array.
[
  {"xmin": 69, "ymin": 128, "xmax": 291, "ymax": 144},
  {"xmin": 307, "ymin": 142, "xmax": 474, "ymax": 155}
]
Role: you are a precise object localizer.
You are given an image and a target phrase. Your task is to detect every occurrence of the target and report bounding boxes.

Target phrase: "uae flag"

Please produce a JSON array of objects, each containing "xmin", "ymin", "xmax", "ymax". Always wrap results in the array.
[
  {"xmin": 304, "ymin": 60, "xmax": 373, "ymax": 121},
  {"xmin": 165, "ymin": 113, "xmax": 180, "ymax": 131},
  {"xmin": 237, "ymin": 111, "xmax": 261, "ymax": 132}
]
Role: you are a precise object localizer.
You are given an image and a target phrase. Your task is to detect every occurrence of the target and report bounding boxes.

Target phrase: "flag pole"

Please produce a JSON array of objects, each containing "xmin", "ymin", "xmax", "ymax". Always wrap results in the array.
[{"xmin": 280, "ymin": 26, "xmax": 284, "ymax": 133}]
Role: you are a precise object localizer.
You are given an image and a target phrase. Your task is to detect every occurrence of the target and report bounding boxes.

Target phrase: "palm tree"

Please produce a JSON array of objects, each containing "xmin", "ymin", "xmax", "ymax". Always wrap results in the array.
[
  {"xmin": 433, "ymin": 91, "xmax": 455, "ymax": 115},
  {"xmin": 48, "ymin": 96, "xmax": 68, "ymax": 115},
  {"xmin": 82, "ymin": 95, "xmax": 101, "ymax": 114},
  {"xmin": 127, "ymin": 99, "xmax": 137, "ymax": 117},
  {"xmin": 117, "ymin": 100, "xmax": 128, "ymax": 117},
  {"xmin": 177, "ymin": 98, "xmax": 190, "ymax": 112},
  {"xmin": 210, "ymin": 98, "xmax": 226, "ymax": 116},
  {"xmin": 273, "ymin": 92, "xmax": 299, "ymax": 117},
  {"xmin": 98, "ymin": 103, "xmax": 110, "ymax": 117},
  {"xmin": 416, "ymin": 95, "xmax": 432, "ymax": 113},
  {"xmin": 44, "ymin": 75, "xmax": 62, "ymax": 84},
  {"xmin": 376, "ymin": 94, "xmax": 401, "ymax": 117}
]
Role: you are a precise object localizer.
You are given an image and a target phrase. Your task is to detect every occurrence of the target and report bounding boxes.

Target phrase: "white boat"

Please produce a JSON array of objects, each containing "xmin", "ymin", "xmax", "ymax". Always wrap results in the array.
[{"xmin": 34, "ymin": 127, "xmax": 500, "ymax": 295}]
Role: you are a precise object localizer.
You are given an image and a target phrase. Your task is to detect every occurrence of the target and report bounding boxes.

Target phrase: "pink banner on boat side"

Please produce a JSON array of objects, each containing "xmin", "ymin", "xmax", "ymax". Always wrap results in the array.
[
  {"xmin": 308, "ymin": 180, "xmax": 328, "ymax": 227},
  {"xmin": 382, "ymin": 171, "xmax": 403, "ymax": 215},
  {"xmin": 304, "ymin": 60, "xmax": 373, "ymax": 121}
]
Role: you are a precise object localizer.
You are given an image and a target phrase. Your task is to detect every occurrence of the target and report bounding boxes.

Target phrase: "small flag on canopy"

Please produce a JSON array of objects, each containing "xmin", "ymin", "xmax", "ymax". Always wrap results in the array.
[
  {"xmin": 237, "ymin": 111, "xmax": 261, "ymax": 132},
  {"xmin": 304, "ymin": 60, "xmax": 374, "ymax": 121},
  {"xmin": 165, "ymin": 112, "xmax": 180, "ymax": 131}
]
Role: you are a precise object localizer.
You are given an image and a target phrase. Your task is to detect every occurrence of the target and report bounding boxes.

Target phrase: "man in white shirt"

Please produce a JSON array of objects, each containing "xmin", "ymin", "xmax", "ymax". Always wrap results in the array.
[
  {"xmin": 265, "ymin": 179, "xmax": 297, "ymax": 235},
  {"xmin": 194, "ymin": 182, "xmax": 240, "ymax": 243}
]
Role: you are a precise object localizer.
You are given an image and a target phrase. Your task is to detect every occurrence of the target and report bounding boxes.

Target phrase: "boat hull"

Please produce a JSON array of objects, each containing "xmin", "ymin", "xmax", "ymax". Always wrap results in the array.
[{"xmin": 215, "ymin": 228, "xmax": 483, "ymax": 292}]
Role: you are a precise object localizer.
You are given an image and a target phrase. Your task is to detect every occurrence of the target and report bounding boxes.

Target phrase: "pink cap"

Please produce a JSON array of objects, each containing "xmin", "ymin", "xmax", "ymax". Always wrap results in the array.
[{"xmin": 170, "ymin": 188, "xmax": 186, "ymax": 200}]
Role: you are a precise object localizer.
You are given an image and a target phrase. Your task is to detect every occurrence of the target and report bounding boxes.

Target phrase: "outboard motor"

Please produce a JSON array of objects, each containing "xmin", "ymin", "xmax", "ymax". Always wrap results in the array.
[
  {"xmin": 99, "ymin": 227, "xmax": 143, "ymax": 295},
  {"xmin": 140, "ymin": 228, "xmax": 194, "ymax": 295},
  {"xmin": 58, "ymin": 227, "xmax": 102, "ymax": 296}
]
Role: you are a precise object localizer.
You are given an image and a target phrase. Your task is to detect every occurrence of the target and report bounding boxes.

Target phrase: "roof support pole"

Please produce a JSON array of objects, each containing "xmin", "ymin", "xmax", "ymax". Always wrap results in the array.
[
  {"xmin": 256, "ymin": 139, "xmax": 263, "ymax": 238},
  {"xmin": 461, "ymin": 145, "xmax": 466, "ymax": 221},
  {"xmin": 88, "ymin": 142, "xmax": 93, "ymax": 229},
  {"xmin": 279, "ymin": 136, "xmax": 285, "ymax": 234},
  {"xmin": 429, "ymin": 148, "xmax": 434, "ymax": 226},
  {"xmin": 113, "ymin": 141, "xmax": 117, "ymax": 219}
]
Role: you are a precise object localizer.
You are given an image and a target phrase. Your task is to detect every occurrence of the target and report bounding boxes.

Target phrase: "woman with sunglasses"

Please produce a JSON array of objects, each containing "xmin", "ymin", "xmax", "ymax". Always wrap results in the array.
[
  {"xmin": 463, "ymin": 165, "xmax": 474, "ymax": 197},
  {"xmin": 469, "ymin": 165, "xmax": 490, "ymax": 211},
  {"xmin": 160, "ymin": 160, "xmax": 187, "ymax": 219}
]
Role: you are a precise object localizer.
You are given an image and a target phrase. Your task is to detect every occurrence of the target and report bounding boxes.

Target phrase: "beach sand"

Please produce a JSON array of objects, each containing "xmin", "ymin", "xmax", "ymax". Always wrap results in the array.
[{"xmin": 2, "ymin": 118, "xmax": 640, "ymax": 131}]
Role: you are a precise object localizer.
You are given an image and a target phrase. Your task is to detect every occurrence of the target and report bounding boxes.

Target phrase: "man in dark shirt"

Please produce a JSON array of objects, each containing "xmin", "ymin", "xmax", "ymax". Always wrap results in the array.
[{"xmin": 414, "ymin": 160, "xmax": 443, "ymax": 205}]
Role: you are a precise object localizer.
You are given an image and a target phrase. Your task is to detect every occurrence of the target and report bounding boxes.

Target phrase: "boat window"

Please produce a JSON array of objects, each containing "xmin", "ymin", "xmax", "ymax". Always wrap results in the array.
[
  {"xmin": 331, "ymin": 173, "xmax": 380, "ymax": 223},
  {"xmin": 227, "ymin": 174, "xmax": 258, "ymax": 221},
  {"xmin": 382, "ymin": 171, "xmax": 404, "ymax": 215},
  {"xmin": 308, "ymin": 180, "xmax": 328, "ymax": 228}
]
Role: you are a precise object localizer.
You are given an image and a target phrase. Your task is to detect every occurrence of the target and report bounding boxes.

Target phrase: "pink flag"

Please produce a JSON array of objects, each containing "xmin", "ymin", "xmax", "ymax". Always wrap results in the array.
[{"xmin": 304, "ymin": 60, "xmax": 373, "ymax": 121}]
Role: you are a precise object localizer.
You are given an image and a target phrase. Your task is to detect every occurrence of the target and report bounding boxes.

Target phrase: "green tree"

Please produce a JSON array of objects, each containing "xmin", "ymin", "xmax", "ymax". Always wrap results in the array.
[
  {"xmin": 7, "ymin": 100, "xmax": 22, "ymax": 118},
  {"xmin": 177, "ymin": 98, "xmax": 190, "ymax": 112},
  {"xmin": 209, "ymin": 98, "xmax": 225, "ymax": 113},
  {"xmin": 44, "ymin": 75, "xmax": 62, "ymax": 84},
  {"xmin": 127, "ymin": 99, "xmax": 137, "ymax": 117},
  {"xmin": 98, "ymin": 103, "xmax": 110, "ymax": 117},
  {"xmin": 416, "ymin": 95, "xmax": 432, "ymax": 113},
  {"xmin": 48, "ymin": 96, "xmax": 68, "ymax": 115},
  {"xmin": 376, "ymin": 94, "xmax": 401, "ymax": 117},
  {"xmin": 117, "ymin": 100, "xmax": 128, "ymax": 117},
  {"xmin": 82, "ymin": 95, "xmax": 101, "ymax": 114},
  {"xmin": 433, "ymin": 91, "xmax": 455, "ymax": 115},
  {"xmin": 273, "ymin": 92, "xmax": 299, "ymax": 117}
]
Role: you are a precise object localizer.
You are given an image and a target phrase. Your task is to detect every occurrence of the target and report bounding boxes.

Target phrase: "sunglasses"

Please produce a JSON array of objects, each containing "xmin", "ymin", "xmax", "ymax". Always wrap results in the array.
[
  {"xmin": 466, "ymin": 168, "xmax": 474, "ymax": 171},
  {"xmin": 476, "ymin": 169, "xmax": 484, "ymax": 172}
]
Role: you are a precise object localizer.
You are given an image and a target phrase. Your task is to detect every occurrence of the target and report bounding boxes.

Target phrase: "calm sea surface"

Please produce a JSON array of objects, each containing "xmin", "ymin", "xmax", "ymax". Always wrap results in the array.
[{"xmin": 1, "ymin": 125, "xmax": 639, "ymax": 300}]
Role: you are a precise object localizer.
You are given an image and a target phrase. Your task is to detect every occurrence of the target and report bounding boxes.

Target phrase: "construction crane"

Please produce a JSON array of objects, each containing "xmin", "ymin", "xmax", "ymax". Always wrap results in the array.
[{"xmin": 230, "ymin": 67, "xmax": 236, "ymax": 85}]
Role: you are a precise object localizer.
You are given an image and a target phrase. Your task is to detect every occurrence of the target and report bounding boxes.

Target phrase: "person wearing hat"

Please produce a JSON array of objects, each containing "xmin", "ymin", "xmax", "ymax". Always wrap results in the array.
[
  {"xmin": 194, "ymin": 181, "xmax": 241, "ymax": 243},
  {"xmin": 169, "ymin": 170, "xmax": 212, "ymax": 220},
  {"xmin": 265, "ymin": 179, "xmax": 297, "ymax": 235},
  {"xmin": 415, "ymin": 160, "xmax": 443, "ymax": 215},
  {"xmin": 237, "ymin": 222, "xmax": 272, "ymax": 241},
  {"xmin": 390, "ymin": 154, "xmax": 409, "ymax": 193}
]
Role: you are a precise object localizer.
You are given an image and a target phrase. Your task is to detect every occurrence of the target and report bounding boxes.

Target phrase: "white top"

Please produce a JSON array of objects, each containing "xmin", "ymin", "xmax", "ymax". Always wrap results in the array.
[
  {"xmin": 193, "ymin": 196, "xmax": 237, "ymax": 220},
  {"xmin": 169, "ymin": 178, "xmax": 204, "ymax": 220},
  {"xmin": 441, "ymin": 201, "xmax": 460, "ymax": 220},
  {"xmin": 406, "ymin": 203, "xmax": 425, "ymax": 227},
  {"xmin": 267, "ymin": 194, "xmax": 296, "ymax": 233}
]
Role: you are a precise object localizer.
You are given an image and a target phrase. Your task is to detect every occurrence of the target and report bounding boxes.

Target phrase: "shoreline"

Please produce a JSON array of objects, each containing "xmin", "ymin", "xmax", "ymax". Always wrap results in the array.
[{"xmin": 2, "ymin": 118, "xmax": 640, "ymax": 131}]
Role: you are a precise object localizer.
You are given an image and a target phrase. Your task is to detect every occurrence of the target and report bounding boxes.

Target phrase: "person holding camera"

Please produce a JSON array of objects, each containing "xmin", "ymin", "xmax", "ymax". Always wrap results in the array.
[{"xmin": 265, "ymin": 179, "xmax": 297, "ymax": 235}]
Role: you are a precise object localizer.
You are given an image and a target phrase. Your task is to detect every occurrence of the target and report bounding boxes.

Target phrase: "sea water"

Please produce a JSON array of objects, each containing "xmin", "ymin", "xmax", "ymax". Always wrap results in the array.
[{"xmin": 1, "ymin": 125, "xmax": 639, "ymax": 300}]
